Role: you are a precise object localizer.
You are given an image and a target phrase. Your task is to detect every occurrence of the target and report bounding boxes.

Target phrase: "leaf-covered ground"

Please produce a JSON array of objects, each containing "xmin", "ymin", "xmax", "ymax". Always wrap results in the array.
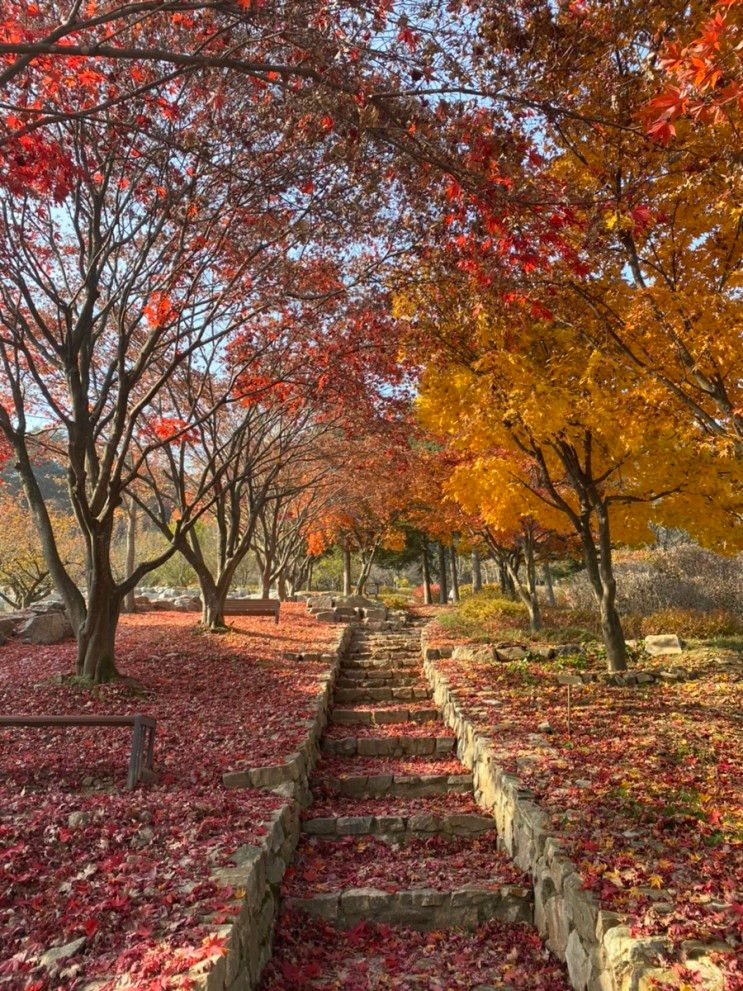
[
  {"xmin": 303, "ymin": 792, "xmax": 485, "ymax": 820},
  {"xmin": 0, "ymin": 607, "xmax": 337, "ymax": 991},
  {"xmin": 424, "ymin": 615, "xmax": 742, "ymax": 980},
  {"xmin": 324, "ymin": 719, "xmax": 453, "ymax": 739},
  {"xmin": 283, "ymin": 833, "xmax": 525, "ymax": 895},
  {"xmin": 261, "ymin": 911, "xmax": 572, "ymax": 990}
]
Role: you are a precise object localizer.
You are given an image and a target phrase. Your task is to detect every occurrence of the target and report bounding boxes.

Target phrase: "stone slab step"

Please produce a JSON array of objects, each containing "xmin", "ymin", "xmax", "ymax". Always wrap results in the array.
[
  {"xmin": 302, "ymin": 812, "xmax": 496, "ymax": 838},
  {"xmin": 343, "ymin": 659, "xmax": 421, "ymax": 671},
  {"xmin": 334, "ymin": 686, "xmax": 432, "ymax": 704},
  {"xmin": 322, "ymin": 735, "xmax": 456, "ymax": 757},
  {"xmin": 331, "ymin": 707, "xmax": 439, "ymax": 725},
  {"xmin": 285, "ymin": 884, "xmax": 532, "ymax": 930},
  {"xmin": 318, "ymin": 771, "xmax": 473, "ymax": 798},
  {"xmin": 336, "ymin": 677, "xmax": 427, "ymax": 692},
  {"xmin": 337, "ymin": 670, "xmax": 423, "ymax": 684}
]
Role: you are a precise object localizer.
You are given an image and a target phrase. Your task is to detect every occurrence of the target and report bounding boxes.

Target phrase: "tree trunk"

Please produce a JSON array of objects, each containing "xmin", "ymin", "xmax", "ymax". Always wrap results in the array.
[
  {"xmin": 471, "ymin": 549, "xmax": 482, "ymax": 593},
  {"xmin": 437, "ymin": 543, "xmax": 448, "ymax": 604},
  {"xmin": 122, "ymin": 499, "xmax": 137, "ymax": 614},
  {"xmin": 506, "ymin": 546, "xmax": 542, "ymax": 634},
  {"xmin": 421, "ymin": 541, "xmax": 432, "ymax": 605},
  {"xmin": 199, "ymin": 576, "xmax": 226, "ymax": 630},
  {"xmin": 76, "ymin": 565, "xmax": 121, "ymax": 683},
  {"xmin": 578, "ymin": 508, "xmax": 627, "ymax": 671},
  {"xmin": 542, "ymin": 562, "xmax": 556, "ymax": 607},
  {"xmin": 342, "ymin": 544, "xmax": 352, "ymax": 597},
  {"xmin": 261, "ymin": 568, "xmax": 271, "ymax": 599},
  {"xmin": 498, "ymin": 560, "xmax": 509, "ymax": 597},
  {"xmin": 277, "ymin": 570, "xmax": 288, "ymax": 601},
  {"xmin": 450, "ymin": 546, "xmax": 460, "ymax": 603}
]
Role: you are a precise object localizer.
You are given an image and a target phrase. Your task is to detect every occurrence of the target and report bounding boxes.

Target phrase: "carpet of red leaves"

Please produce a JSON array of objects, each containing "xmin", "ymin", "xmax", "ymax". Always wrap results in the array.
[
  {"xmin": 283, "ymin": 833, "xmax": 526, "ymax": 895},
  {"xmin": 303, "ymin": 792, "xmax": 485, "ymax": 820},
  {"xmin": 314, "ymin": 754, "xmax": 466, "ymax": 779},
  {"xmin": 423, "ymin": 616, "xmax": 742, "ymax": 979},
  {"xmin": 0, "ymin": 607, "xmax": 336, "ymax": 991},
  {"xmin": 324, "ymin": 720, "xmax": 453, "ymax": 739},
  {"xmin": 261, "ymin": 910, "xmax": 572, "ymax": 990}
]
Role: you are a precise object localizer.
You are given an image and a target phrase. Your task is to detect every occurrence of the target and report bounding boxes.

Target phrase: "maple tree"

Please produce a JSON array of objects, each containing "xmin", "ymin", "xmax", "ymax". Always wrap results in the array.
[
  {"xmin": 397, "ymin": 273, "xmax": 741, "ymax": 670},
  {"xmin": 0, "ymin": 97, "xmax": 335, "ymax": 680}
]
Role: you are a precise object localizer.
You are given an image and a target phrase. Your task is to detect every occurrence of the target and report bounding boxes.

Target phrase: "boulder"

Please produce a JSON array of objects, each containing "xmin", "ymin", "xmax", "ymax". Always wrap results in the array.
[
  {"xmin": 452, "ymin": 644, "xmax": 497, "ymax": 663},
  {"xmin": 20, "ymin": 611, "xmax": 73, "ymax": 645},
  {"xmin": 644, "ymin": 634, "xmax": 682, "ymax": 656},
  {"xmin": 495, "ymin": 645, "xmax": 528, "ymax": 661},
  {"xmin": 172, "ymin": 595, "xmax": 201, "ymax": 611},
  {"xmin": 552, "ymin": 644, "xmax": 585, "ymax": 658},
  {"xmin": 0, "ymin": 615, "xmax": 21, "ymax": 638}
]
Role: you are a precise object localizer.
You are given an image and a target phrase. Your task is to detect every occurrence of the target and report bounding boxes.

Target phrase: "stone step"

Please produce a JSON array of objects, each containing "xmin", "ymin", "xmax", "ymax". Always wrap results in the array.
[
  {"xmin": 346, "ymin": 651, "xmax": 420, "ymax": 661},
  {"xmin": 343, "ymin": 658, "xmax": 421, "ymax": 671},
  {"xmin": 322, "ymin": 735, "xmax": 456, "ymax": 757},
  {"xmin": 336, "ymin": 677, "xmax": 427, "ymax": 692},
  {"xmin": 331, "ymin": 707, "xmax": 439, "ymax": 725},
  {"xmin": 317, "ymin": 771, "xmax": 473, "ymax": 798},
  {"xmin": 285, "ymin": 884, "xmax": 532, "ymax": 930},
  {"xmin": 334, "ymin": 686, "xmax": 432, "ymax": 704},
  {"xmin": 338, "ymin": 669, "xmax": 422, "ymax": 684},
  {"xmin": 303, "ymin": 811, "xmax": 496, "ymax": 838}
]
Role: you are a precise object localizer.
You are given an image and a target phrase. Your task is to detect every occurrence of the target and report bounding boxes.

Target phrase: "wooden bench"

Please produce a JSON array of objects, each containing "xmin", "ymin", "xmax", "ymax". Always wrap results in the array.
[
  {"xmin": 0, "ymin": 713, "xmax": 156, "ymax": 789},
  {"xmin": 223, "ymin": 598, "xmax": 280, "ymax": 624}
]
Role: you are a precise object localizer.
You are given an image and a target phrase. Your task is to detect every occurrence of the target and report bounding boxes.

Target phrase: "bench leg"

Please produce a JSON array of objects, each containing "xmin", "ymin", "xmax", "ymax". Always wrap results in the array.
[{"xmin": 127, "ymin": 717, "xmax": 145, "ymax": 789}]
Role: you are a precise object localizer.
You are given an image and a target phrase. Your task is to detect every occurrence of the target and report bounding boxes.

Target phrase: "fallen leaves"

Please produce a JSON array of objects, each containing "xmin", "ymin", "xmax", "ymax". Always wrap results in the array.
[{"xmin": 0, "ymin": 606, "xmax": 337, "ymax": 989}]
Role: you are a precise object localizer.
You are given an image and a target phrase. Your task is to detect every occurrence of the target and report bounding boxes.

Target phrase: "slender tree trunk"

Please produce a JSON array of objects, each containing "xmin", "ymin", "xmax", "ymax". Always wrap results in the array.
[
  {"xmin": 342, "ymin": 543, "xmax": 352, "ymax": 597},
  {"xmin": 498, "ymin": 560, "xmax": 509, "ymax": 597},
  {"xmin": 307, "ymin": 560, "xmax": 313, "ymax": 591},
  {"xmin": 437, "ymin": 542, "xmax": 448, "ymax": 604},
  {"xmin": 450, "ymin": 546, "xmax": 460, "ymax": 603},
  {"xmin": 578, "ymin": 509, "xmax": 627, "ymax": 671},
  {"xmin": 421, "ymin": 541, "xmax": 432, "ymax": 605},
  {"xmin": 542, "ymin": 562, "xmax": 556, "ymax": 607},
  {"xmin": 122, "ymin": 499, "xmax": 137, "ymax": 614},
  {"xmin": 471, "ymin": 549, "xmax": 482, "ymax": 593},
  {"xmin": 506, "ymin": 546, "xmax": 542, "ymax": 633},
  {"xmin": 277, "ymin": 570, "xmax": 288, "ymax": 601},
  {"xmin": 261, "ymin": 571, "xmax": 271, "ymax": 598}
]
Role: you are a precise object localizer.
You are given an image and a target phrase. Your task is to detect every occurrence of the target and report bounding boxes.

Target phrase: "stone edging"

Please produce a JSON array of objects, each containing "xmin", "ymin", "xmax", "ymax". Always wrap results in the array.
[
  {"xmin": 420, "ymin": 629, "xmax": 728, "ymax": 991},
  {"xmin": 189, "ymin": 624, "xmax": 354, "ymax": 991}
]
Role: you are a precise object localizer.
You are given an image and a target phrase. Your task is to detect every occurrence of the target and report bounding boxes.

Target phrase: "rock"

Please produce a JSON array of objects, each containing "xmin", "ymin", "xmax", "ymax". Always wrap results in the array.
[
  {"xmin": 495, "ymin": 645, "xmax": 528, "ymax": 661},
  {"xmin": 67, "ymin": 810, "xmax": 91, "ymax": 829},
  {"xmin": 452, "ymin": 644, "xmax": 497, "ymax": 664},
  {"xmin": 565, "ymin": 930, "xmax": 592, "ymax": 991},
  {"xmin": 532, "ymin": 645, "xmax": 556, "ymax": 659},
  {"xmin": 552, "ymin": 644, "xmax": 584, "ymax": 657},
  {"xmin": 538, "ymin": 721, "xmax": 554, "ymax": 734},
  {"xmin": 0, "ymin": 615, "xmax": 21, "ymax": 637},
  {"xmin": 41, "ymin": 937, "xmax": 86, "ymax": 969},
  {"xmin": 644, "ymin": 634, "xmax": 682, "ymax": 656},
  {"xmin": 20, "ymin": 611, "xmax": 73, "ymax": 645}
]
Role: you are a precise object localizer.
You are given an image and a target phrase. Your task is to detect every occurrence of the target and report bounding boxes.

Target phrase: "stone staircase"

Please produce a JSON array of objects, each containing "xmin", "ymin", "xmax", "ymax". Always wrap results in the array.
[{"xmin": 257, "ymin": 618, "xmax": 569, "ymax": 989}]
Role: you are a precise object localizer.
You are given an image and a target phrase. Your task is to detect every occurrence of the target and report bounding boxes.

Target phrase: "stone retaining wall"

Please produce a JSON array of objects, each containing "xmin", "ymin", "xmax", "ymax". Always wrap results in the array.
[
  {"xmin": 189, "ymin": 624, "xmax": 354, "ymax": 991},
  {"xmin": 420, "ymin": 631, "xmax": 728, "ymax": 991}
]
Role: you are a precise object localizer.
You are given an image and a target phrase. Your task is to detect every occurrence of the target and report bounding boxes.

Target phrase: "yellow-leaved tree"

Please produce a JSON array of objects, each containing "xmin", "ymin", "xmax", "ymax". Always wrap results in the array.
[{"xmin": 397, "ymin": 275, "xmax": 741, "ymax": 670}]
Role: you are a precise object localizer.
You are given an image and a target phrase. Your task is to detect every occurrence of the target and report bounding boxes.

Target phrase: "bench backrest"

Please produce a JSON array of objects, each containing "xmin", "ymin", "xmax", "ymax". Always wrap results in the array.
[
  {"xmin": 0, "ymin": 714, "xmax": 155, "ymax": 728},
  {"xmin": 224, "ymin": 598, "xmax": 279, "ymax": 611}
]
